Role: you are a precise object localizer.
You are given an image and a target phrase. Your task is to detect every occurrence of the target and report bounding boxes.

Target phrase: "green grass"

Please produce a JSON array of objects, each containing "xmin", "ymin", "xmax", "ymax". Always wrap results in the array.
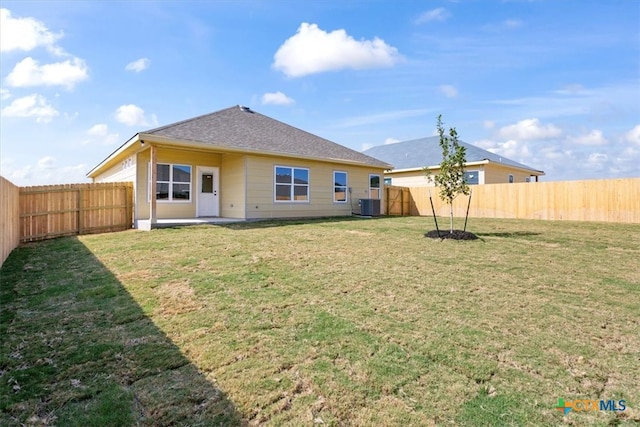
[{"xmin": 1, "ymin": 216, "xmax": 639, "ymax": 426}]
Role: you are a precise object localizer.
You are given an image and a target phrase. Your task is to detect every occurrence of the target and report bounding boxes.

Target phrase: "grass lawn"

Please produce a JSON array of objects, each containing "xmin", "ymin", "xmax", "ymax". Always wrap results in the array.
[{"xmin": 1, "ymin": 216, "xmax": 639, "ymax": 426}]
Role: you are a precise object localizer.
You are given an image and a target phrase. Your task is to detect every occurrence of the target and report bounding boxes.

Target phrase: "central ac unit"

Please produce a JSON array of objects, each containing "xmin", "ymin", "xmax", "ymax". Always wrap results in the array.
[{"xmin": 359, "ymin": 198, "xmax": 381, "ymax": 216}]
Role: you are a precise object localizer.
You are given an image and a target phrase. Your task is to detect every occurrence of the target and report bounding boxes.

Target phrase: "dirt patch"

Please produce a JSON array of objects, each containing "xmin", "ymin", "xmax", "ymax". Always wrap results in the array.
[{"xmin": 425, "ymin": 230, "xmax": 478, "ymax": 240}]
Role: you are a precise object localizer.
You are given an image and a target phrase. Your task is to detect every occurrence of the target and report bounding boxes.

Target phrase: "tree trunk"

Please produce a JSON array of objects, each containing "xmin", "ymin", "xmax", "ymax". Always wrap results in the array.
[{"xmin": 449, "ymin": 203, "xmax": 454, "ymax": 233}]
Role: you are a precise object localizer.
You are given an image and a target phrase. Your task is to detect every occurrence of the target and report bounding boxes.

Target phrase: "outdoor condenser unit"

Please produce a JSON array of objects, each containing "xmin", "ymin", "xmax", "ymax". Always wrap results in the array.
[{"xmin": 359, "ymin": 199, "xmax": 381, "ymax": 216}]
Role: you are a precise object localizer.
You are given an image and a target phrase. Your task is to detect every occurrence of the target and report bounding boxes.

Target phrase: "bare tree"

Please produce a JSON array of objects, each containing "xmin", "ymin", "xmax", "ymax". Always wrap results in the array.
[{"xmin": 425, "ymin": 115, "xmax": 470, "ymax": 233}]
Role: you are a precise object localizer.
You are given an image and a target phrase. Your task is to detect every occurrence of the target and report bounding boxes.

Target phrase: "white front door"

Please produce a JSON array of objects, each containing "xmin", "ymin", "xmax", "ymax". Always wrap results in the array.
[{"xmin": 197, "ymin": 167, "xmax": 219, "ymax": 217}]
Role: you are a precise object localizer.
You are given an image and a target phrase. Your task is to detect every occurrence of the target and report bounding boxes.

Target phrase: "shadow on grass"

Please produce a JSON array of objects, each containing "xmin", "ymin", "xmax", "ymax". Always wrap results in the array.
[{"xmin": 0, "ymin": 237, "xmax": 244, "ymax": 426}]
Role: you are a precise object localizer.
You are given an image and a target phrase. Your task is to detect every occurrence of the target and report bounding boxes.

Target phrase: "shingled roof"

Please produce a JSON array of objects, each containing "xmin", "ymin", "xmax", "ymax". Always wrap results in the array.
[
  {"xmin": 140, "ymin": 105, "xmax": 390, "ymax": 168},
  {"xmin": 362, "ymin": 136, "xmax": 543, "ymax": 174}
]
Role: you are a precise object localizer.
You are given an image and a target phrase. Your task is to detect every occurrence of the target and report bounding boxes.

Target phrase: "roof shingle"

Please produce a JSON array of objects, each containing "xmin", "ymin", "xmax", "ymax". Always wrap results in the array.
[
  {"xmin": 362, "ymin": 136, "xmax": 543, "ymax": 174},
  {"xmin": 142, "ymin": 105, "xmax": 390, "ymax": 168}
]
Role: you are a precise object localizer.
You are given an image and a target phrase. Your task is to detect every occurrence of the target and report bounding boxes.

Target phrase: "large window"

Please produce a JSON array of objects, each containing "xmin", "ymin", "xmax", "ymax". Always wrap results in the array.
[
  {"xmin": 369, "ymin": 174, "xmax": 381, "ymax": 199},
  {"xmin": 334, "ymin": 171, "xmax": 348, "ymax": 203},
  {"xmin": 150, "ymin": 163, "xmax": 192, "ymax": 201},
  {"xmin": 275, "ymin": 166, "xmax": 309, "ymax": 202}
]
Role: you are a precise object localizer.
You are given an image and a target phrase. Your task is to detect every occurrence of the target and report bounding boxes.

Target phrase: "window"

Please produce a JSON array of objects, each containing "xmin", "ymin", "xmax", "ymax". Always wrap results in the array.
[
  {"xmin": 384, "ymin": 177, "xmax": 392, "ymax": 186},
  {"xmin": 150, "ymin": 163, "xmax": 191, "ymax": 201},
  {"xmin": 334, "ymin": 171, "xmax": 348, "ymax": 203},
  {"xmin": 275, "ymin": 166, "xmax": 309, "ymax": 202},
  {"xmin": 508, "ymin": 174, "xmax": 514, "ymax": 183},
  {"xmin": 369, "ymin": 174, "xmax": 381, "ymax": 199},
  {"xmin": 464, "ymin": 171, "xmax": 479, "ymax": 185}
]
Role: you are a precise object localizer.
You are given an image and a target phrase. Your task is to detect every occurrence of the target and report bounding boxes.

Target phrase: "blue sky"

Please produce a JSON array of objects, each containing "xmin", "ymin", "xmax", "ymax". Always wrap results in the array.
[{"xmin": 1, "ymin": 0, "xmax": 638, "ymax": 185}]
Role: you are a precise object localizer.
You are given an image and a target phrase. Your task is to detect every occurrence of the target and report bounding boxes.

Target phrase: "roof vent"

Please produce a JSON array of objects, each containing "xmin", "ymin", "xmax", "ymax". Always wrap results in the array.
[{"xmin": 238, "ymin": 105, "xmax": 253, "ymax": 113}]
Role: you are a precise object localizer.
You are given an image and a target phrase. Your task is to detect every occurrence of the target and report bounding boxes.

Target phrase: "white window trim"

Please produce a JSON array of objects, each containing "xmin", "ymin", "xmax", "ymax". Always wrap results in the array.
[
  {"xmin": 333, "ymin": 171, "xmax": 348, "ymax": 204},
  {"xmin": 274, "ymin": 165, "xmax": 310, "ymax": 203},
  {"xmin": 369, "ymin": 174, "xmax": 381, "ymax": 199},
  {"xmin": 148, "ymin": 162, "xmax": 192, "ymax": 203}
]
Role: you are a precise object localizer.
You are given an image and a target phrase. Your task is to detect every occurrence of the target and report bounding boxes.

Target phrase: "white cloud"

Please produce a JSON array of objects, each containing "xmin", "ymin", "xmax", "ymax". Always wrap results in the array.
[
  {"xmin": 384, "ymin": 137, "xmax": 400, "ymax": 145},
  {"xmin": 483, "ymin": 18, "xmax": 524, "ymax": 32},
  {"xmin": 415, "ymin": 8, "xmax": 450, "ymax": 24},
  {"xmin": 125, "ymin": 57, "xmax": 150, "ymax": 72},
  {"xmin": 1, "ymin": 157, "xmax": 89, "ymax": 186},
  {"xmin": 586, "ymin": 152, "xmax": 608, "ymax": 170},
  {"xmin": 261, "ymin": 91, "xmax": 295, "ymax": 105},
  {"xmin": 497, "ymin": 118, "xmax": 562, "ymax": 141},
  {"xmin": 0, "ymin": 8, "xmax": 62, "ymax": 53},
  {"xmin": 504, "ymin": 19, "xmax": 523, "ymax": 29},
  {"xmin": 87, "ymin": 124, "xmax": 108, "ymax": 137},
  {"xmin": 5, "ymin": 57, "xmax": 89, "ymax": 90},
  {"xmin": 0, "ymin": 94, "xmax": 58, "ymax": 122},
  {"xmin": 0, "ymin": 88, "xmax": 10, "ymax": 100},
  {"xmin": 476, "ymin": 138, "xmax": 531, "ymax": 162},
  {"xmin": 483, "ymin": 120, "xmax": 495, "ymax": 130},
  {"xmin": 37, "ymin": 156, "xmax": 56, "ymax": 169},
  {"xmin": 114, "ymin": 104, "xmax": 157, "ymax": 127},
  {"xmin": 337, "ymin": 108, "xmax": 431, "ymax": 128},
  {"xmin": 86, "ymin": 124, "xmax": 120, "ymax": 145},
  {"xmin": 439, "ymin": 84, "xmax": 458, "ymax": 98},
  {"xmin": 567, "ymin": 129, "xmax": 608, "ymax": 146},
  {"xmin": 273, "ymin": 23, "xmax": 402, "ymax": 78},
  {"xmin": 624, "ymin": 125, "xmax": 640, "ymax": 146}
]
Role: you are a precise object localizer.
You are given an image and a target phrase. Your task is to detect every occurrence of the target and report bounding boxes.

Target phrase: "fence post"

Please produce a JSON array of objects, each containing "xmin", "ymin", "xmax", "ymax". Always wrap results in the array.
[{"xmin": 77, "ymin": 188, "xmax": 83, "ymax": 235}]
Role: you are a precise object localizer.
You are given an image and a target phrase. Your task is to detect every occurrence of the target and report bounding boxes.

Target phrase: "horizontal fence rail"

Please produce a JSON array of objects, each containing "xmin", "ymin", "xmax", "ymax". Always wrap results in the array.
[
  {"xmin": 386, "ymin": 178, "xmax": 640, "ymax": 223},
  {"xmin": 20, "ymin": 182, "xmax": 134, "ymax": 242}
]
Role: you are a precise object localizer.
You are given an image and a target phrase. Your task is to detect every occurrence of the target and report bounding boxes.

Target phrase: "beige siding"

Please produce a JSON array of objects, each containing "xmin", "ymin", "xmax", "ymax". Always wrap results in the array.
[
  {"xmin": 483, "ymin": 164, "xmax": 536, "ymax": 184},
  {"xmin": 386, "ymin": 170, "xmax": 434, "ymax": 187},
  {"xmin": 135, "ymin": 146, "xmax": 222, "ymax": 220},
  {"xmin": 220, "ymin": 153, "xmax": 246, "ymax": 218},
  {"xmin": 244, "ymin": 155, "xmax": 385, "ymax": 219},
  {"xmin": 387, "ymin": 164, "xmax": 539, "ymax": 186},
  {"xmin": 93, "ymin": 155, "xmax": 137, "ymax": 183}
]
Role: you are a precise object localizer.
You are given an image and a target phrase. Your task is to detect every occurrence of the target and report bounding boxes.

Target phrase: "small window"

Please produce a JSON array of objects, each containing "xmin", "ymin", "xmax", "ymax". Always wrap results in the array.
[
  {"xmin": 275, "ymin": 166, "xmax": 309, "ymax": 202},
  {"xmin": 202, "ymin": 174, "xmax": 213, "ymax": 193},
  {"xmin": 384, "ymin": 177, "xmax": 392, "ymax": 186},
  {"xmin": 508, "ymin": 174, "xmax": 514, "ymax": 183},
  {"xmin": 369, "ymin": 174, "xmax": 381, "ymax": 199},
  {"xmin": 334, "ymin": 171, "xmax": 348, "ymax": 203},
  {"xmin": 464, "ymin": 171, "xmax": 479, "ymax": 185}
]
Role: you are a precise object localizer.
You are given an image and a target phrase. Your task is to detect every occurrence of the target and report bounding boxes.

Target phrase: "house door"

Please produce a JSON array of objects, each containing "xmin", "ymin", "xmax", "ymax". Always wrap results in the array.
[{"xmin": 197, "ymin": 167, "xmax": 219, "ymax": 217}]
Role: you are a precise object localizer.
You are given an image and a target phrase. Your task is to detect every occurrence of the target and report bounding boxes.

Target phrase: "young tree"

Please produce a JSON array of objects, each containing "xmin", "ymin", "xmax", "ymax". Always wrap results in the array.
[{"xmin": 425, "ymin": 115, "xmax": 470, "ymax": 233}]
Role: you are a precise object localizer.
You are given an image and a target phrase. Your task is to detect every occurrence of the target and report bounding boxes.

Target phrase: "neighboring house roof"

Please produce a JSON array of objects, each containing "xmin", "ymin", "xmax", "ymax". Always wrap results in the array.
[
  {"xmin": 144, "ymin": 105, "xmax": 390, "ymax": 167},
  {"xmin": 87, "ymin": 105, "xmax": 390, "ymax": 178},
  {"xmin": 362, "ymin": 136, "xmax": 544, "ymax": 174}
]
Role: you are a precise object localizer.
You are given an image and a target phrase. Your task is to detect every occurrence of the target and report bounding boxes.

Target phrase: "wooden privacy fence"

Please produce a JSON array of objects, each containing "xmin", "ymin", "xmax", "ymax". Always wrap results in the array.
[
  {"xmin": 1, "ymin": 177, "xmax": 21, "ymax": 266},
  {"xmin": 386, "ymin": 177, "xmax": 640, "ymax": 223},
  {"xmin": 20, "ymin": 182, "xmax": 134, "ymax": 242}
]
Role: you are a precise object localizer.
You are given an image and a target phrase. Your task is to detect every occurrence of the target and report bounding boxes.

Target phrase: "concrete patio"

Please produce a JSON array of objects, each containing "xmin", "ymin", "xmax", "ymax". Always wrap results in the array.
[{"xmin": 136, "ymin": 217, "xmax": 244, "ymax": 230}]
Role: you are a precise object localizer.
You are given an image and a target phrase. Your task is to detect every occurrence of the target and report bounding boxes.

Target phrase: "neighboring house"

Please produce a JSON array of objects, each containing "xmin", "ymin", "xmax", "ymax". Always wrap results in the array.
[
  {"xmin": 87, "ymin": 105, "xmax": 391, "ymax": 229},
  {"xmin": 362, "ymin": 136, "xmax": 544, "ymax": 187}
]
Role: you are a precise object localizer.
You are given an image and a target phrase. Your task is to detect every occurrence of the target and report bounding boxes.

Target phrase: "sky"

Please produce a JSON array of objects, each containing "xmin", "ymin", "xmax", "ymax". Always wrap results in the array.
[{"xmin": 1, "ymin": 0, "xmax": 639, "ymax": 186}]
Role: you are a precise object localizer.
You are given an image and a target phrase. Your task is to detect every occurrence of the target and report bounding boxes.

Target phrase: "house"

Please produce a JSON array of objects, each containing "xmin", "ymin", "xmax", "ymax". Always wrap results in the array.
[
  {"xmin": 362, "ymin": 136, "xmax": 544, "ymax": 187},
  {"xmin": 87, "ymin": 105, "xmax": 391, "ymax": 229}
]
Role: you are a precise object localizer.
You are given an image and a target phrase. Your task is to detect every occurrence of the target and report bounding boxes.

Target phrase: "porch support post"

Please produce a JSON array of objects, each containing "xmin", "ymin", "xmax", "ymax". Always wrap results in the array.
[{"xmin": 149, "ymin": 144, "xmax": 157, "ymax": 224}]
